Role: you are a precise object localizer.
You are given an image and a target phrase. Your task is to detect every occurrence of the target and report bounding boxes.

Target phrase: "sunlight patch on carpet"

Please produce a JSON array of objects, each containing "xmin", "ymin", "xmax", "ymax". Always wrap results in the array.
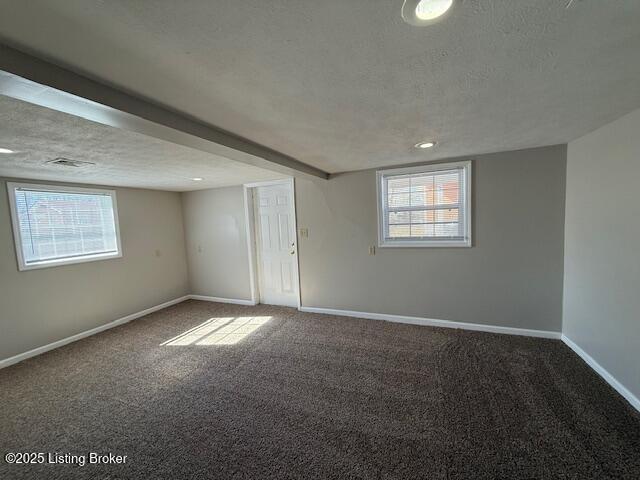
[{"xmin": 161, "ymin": 316, "xmax": 272, "ymax": 346}]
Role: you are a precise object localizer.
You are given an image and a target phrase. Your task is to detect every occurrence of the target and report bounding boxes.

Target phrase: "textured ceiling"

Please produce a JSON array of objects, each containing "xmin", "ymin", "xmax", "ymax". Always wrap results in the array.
[
  {"xmin": 0, "ymin": 95, "xmax": 283, "ymax": 191},
  {"xmin": 1, "ymin": 0, "xmax": 639, "ymax": 173}
]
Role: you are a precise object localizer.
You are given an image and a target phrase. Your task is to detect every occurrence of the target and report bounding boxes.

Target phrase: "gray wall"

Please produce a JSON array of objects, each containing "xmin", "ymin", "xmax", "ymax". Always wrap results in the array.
[
  {"xmin": 182, "ymin": 145, "xmax": 566, "ymax": 332},
  {"xmin": 295, "ymin": 145, "xmax": 567, "ymax": 331},
  {"xmin": 563, "ymin": 108, "xmax": 640, "ymax": 400},
  {"xmin": 0, "ymin": 178, "xmax": 189, "ymax": 360},
  {"xmin": 181, "ymin": 186, "xmax": 253, "ymax": 301}
]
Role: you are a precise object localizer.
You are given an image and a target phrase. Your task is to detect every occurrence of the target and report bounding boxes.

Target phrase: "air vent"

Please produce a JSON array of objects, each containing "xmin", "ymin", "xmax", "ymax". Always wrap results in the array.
[{"xmin": 46, "ymin": 158, "xmax": 96, "ymax": 168}]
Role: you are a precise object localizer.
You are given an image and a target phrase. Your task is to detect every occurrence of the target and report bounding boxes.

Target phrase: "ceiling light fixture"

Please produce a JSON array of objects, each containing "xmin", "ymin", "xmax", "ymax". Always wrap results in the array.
[
  {"xmin": 0, "ymin": 148, "xmax": 15, "ymax": 153},
  {"xmin": 192, "ymin": 177, "xmax": 203, "ymax": 181},
  {"xmin": 402, "ymin": 0, "xmax": 454, "ymax": 26},
  {"xmin": 415, "ymin": 141, "xmax": 436, "ymax": 149}
]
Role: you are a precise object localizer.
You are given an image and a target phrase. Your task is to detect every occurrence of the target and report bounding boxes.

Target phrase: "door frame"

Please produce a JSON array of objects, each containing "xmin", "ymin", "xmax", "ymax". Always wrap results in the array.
[{"xmin": 243, "ymin": 178, "xmax": 302, "ymax": 309}]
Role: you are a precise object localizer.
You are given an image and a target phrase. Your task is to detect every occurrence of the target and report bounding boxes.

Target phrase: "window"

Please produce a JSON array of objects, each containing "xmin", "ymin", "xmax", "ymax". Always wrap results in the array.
[
  {"xmin": 376, "ymin": 161, "xmax": 471, "ymax": 247},
  {"xmin": 7, "ymin": 182, "xmax": 122, "ymax": 270}
]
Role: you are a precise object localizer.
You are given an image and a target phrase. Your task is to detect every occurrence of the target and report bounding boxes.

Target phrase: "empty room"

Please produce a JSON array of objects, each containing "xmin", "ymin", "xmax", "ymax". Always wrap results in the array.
[{"xmin": 0, "ymin": 1, "xmax": 639, "ymax": 478}]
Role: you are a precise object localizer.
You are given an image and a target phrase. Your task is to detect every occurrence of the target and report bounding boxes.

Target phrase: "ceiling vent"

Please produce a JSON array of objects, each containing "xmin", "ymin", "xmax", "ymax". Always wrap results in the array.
[{"xmin": 46, "ymin": 158, "xmax": 96, "ymax": 168}]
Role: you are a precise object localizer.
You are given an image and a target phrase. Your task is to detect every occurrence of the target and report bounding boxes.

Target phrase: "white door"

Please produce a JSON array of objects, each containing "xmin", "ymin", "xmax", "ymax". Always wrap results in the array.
[{"xmin": 254, "ymin": 183, "xmax": 298, "ymax": 307}]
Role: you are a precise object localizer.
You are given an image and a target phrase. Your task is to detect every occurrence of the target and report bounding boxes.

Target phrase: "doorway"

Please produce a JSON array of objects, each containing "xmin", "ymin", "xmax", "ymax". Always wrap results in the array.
[{"xmin": 244, "ymin": 179, "xmax": 300, "ymax": 308}]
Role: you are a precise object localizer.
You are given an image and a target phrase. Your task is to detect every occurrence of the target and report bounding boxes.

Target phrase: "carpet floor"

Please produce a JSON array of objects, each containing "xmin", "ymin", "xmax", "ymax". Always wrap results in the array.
[{"xmin": 1, "ymin": 300, "xmax": 639, "ymax": 479}]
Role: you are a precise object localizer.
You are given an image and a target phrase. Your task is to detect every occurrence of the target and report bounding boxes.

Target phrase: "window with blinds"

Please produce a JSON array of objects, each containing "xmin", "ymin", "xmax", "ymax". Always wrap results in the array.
[
  {"xmin": 7, "ymin": 183, "xmax": 122, "ymax": 270},
  {"xmin": 376, "ymin": 161, "xmax": 471, "ymax": 247}
]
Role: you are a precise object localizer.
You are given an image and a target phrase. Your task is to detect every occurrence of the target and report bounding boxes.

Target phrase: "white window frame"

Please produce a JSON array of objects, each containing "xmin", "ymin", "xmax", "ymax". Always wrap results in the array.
[
  {"xmin": 376, "ymin": 161, "xmax": 472, "ymax": 248},
  {"xmin": 7, "ymin": 182, "xmax": 123, "ymax": 271}
]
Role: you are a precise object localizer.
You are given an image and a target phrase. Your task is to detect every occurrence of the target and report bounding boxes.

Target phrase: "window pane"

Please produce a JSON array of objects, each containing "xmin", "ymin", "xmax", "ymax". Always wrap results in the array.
[
  {"xmin": 381, "ymin": 164, "xmax": 468, "ymax": 244},
  {"xmin": 389, "ymin": 211, "xmax": 410, "ymax": 224},
  {"xmin": 14, "ymin": 188, "xmax": 119, "ymax": 265},
  {"xmin": 403, "ymin": 209, "xmax": 460, "ymax": 227},
  {"xmin": 387, "ymin": 207, "xmax": 461, "ymax": 239},
  {"xmin": 410, "ymin": 210, "xmax": 430, "ymax": 223},
  {"xmin": 434, "ymin": 223, "xmax": 460, "ymax": 237},
  {"xmin": 410, "ymin": 224, "xmax": 435, "ymax": 237},
  {"xmin": 434, "ymin": 173, "xmax": 459, "ymax": 205},
  {"xmin": 388, "ymin": 193, "xmax": 410, "ymax": 208},
  {"xmin": 387, "ymin": 177, "xmax": 411, "ymax": 194},
  {"xmin": 389, "ymin": 224, "xmax": 411, "ymax": 238},
  {"xmin": 438, "ymin": 208, "xmax": 459, "ymax": 222}
]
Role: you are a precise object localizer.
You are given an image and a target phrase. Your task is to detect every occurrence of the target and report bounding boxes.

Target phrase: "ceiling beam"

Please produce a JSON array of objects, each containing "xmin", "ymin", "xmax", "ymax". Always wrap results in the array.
[{"xmin": 0, "ymin": 43, "xmax": 329, "ymax": 180}]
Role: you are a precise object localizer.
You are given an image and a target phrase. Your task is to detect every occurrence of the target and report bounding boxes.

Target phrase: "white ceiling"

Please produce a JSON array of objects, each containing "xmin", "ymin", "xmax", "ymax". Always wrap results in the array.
[
  {"xmin": 1, "ymin": 0, "xmax": 640, "ymax": 173},
  {"xmin": 0, "ymin": 95, "xmax": 283, "ymax": 191}
]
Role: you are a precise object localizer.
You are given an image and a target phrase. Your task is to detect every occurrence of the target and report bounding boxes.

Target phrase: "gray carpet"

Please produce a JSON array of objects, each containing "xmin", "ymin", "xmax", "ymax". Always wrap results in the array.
[{"xmin": 1, "ymin": 300, "xmax": 639, "ymax": 479}]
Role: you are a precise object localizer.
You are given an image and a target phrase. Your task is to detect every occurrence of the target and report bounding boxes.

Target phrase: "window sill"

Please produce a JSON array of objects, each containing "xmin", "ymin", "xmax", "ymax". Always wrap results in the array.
[
  {"xmin": 18, "ymin": 251, "xmax": 123, "ymax": 271},
  {"xmin": 378, "ymin": 239, "xmax": 472, "ymax": 248}
]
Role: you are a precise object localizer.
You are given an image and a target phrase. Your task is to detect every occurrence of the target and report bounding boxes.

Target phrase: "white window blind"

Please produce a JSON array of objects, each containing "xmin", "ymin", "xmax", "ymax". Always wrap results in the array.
[
  {"xmin": 377, "ymin": 161, "xmax": 471, "ymax": 247},
  {"xmin": 8, "ymin": 183, "xmax": 122, "ymax": 270}
]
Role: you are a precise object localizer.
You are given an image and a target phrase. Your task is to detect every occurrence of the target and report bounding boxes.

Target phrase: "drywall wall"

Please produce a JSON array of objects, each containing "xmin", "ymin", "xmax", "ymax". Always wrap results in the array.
[
  {"xmin": 186, "ymin": 145, "xmax": 566, "ymax": 332},
  {"xmin": 295, "ymin": 145, "xmax": 567, "ymax": 331},
  {"xmin": 563, "ymin": 108, "xmax": 640, "ymax": 401},
  {"xmin": 181, "ymin": 186, "xmax": 253, "ymax": 301},
  {"xmin": 0, "ymin": 178, "xmax": 189, "ymax": 360}
]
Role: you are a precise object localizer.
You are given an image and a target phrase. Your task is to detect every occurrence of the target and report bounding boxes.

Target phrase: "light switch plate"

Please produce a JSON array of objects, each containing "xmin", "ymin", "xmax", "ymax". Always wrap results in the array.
[{"xmin": 299, "ymin": 227, "xmax": 309, "ymax": 238}]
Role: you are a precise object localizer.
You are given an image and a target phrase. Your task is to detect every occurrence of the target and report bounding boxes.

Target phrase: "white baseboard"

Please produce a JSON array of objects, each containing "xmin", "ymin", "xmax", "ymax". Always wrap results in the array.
[
  {"xmin": 561, "ymin": 335, "xmax": 640, "ymax": 412},
  {"xmin": 0, "ymin": 295, "xmax": 190, "ymax": 370},
  {"xmin": 299, "ymin": 306, "xmax": 562, "ymax": 339},
  {"xmin": 188, "ymin": 294, "xmax": 256, "ymax": 306}
]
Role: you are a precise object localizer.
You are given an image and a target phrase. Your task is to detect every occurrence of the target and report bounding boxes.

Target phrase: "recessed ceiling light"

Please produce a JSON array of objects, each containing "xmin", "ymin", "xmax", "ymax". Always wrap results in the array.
[
  {"xmin": 402, "ymin": 0, "xmax": 454, "ymax": 26},
  {"xmin": 0, "ymin": 148, "xmax": 14, "ymax": 154},
  {"xmin": 415, "ymin": 141, "xmax": 436, "ymax": 149},
  {"xmin": 192, "ymin": 177, "xmax": 203, "ymax": 181}
]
